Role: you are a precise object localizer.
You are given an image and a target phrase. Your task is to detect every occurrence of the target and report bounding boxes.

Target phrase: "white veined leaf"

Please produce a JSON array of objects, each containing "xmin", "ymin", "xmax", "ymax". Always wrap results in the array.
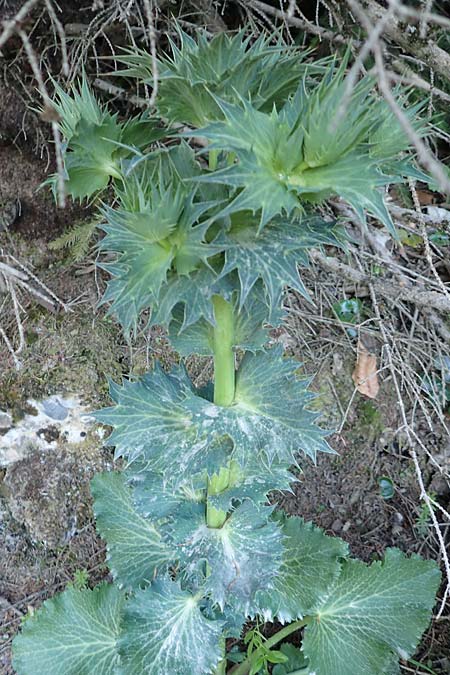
[
  {"xmin": 256, "ymin": 516, "xmax": 348, "ymax": 622},
  {"xmin": 95, "ymin": 347, "xmax": 332, "ymax": 481},
  {"xmin": 303, "ymin": 548, "xmax": 441, "ymax": 675},
  {"xmin": 91, "ymin": 471, "xmax": 173, "ymax": 589},
  {"xmin": 118, "ymin": 577, "xmax": 224, "ymax": 674},
  {"xmin": 12, "ymin": 584, "xmax": 123, "ymax": 675},
  {"xmin": 170, "ymin": 502, "xmax": 283, "ymax": 613}
]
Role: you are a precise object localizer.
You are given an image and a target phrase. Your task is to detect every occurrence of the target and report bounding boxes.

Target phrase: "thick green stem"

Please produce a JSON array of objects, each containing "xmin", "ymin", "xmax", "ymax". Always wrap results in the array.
[
  {"xmin": 214, "ymin": 638, "xmax": 227, "ymax": 675},
  {"xmin": 212, "ymin": 295, "xmax": 235, "ymax": 407},
  {"xmin": 206, "ymin": 296, "xmax": 235, "ymax": 528},
  {"xmin": 209, "ymin": 149, "xmax": 219, "ymax": 171},
  {"xmin": 228, "ymin": 619, "xmax": 310, "ymax": 675}
]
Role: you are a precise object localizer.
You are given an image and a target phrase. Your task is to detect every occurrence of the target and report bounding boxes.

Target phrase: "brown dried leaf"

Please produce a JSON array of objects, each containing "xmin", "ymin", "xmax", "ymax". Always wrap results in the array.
[{"xmin": 352, "ymin": 341, "xmax": 380, "ymax": 399}]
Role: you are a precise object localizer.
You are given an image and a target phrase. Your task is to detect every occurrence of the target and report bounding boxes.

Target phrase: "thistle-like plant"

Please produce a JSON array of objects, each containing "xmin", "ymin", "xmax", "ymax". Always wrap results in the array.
[{"xmin": 13, "ymin": 27, "xmax": 440, "ymax": 675}]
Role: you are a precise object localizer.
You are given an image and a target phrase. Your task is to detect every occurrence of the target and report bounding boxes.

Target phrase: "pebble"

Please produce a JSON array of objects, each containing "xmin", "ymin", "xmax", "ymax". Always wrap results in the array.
[
  {"xmin": 393, "ymin": 512, "xmax": 404, "ymax": 525},
  {"xmin": 0, "ymin": 411, "xmax": 12, "ymax": 430},
  {"xmin": 331, "ymin": 518, "xmax": 343, "ymax": 533},
  {"xmin": 41, "ymin": 397, "xmax": 69, "ymax": 421},
  {"xmin": 429, "ymin": 475, "xmax": 450, "ymax": 497}
]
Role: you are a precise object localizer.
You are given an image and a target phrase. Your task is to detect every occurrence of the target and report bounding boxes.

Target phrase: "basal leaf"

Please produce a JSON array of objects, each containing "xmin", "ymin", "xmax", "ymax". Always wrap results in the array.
[
  {"xmin": 91, "ymin": 471, "xmax": 172, "ymax": 589},
  {"xmin": 256, "ymin": 516, "xmax": 348, "ymax": 622},
  {"xmin": 172, "ymin": 502, "xmax": 283, "ymax": 613},
  {"xmin": 303, "ymin": 548, "xmax": 441, "ymax": 675},
  {"xmin": 119, "ymin": 578, "xmax": 223, "ymax": 675},
  {"xmin": 12, "ymin": 584, "xmax": 123, "ymax": 675},
  {"xmin": 125, "ymin": 463, "xmax": 209, "ymax": 520}
]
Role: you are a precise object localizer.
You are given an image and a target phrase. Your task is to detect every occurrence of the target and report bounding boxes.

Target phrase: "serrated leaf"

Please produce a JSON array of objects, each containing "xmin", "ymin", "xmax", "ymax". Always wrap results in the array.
[
  {"xmin": 126, "ymin": 463, "xmax": 208, "ymax": 520},
  {"xmin": 193, "ymin": 150, "xmax": 301, "ymax": 230},
  {"xmin": 296, "ymin": 153, "xmax": 398, "ymax": 237},
  {"xmin": 120, "ymin": 113, "xmax": 166, "ymax": 150},
  {"xmin": 12, "ymin": 584, "xmax": 123, "ymax": 675},
  {"xmin": 193, "ymin": 64, "xmax": 423, "ymax": 233},
  {"xmin": 50, "ymin": 79, "xmax": 164, "ymax": 201},
  {"xmin": 98, "ymin": 248, "xmax": 173, "ymax": 333},
  {"xmin": 206, "ymin": 455, "xmax": 294, "ymax": 512},
  {"xmin": 172, "ymin": 502, "xmax": 283, "ymax": 612},
  {"xmin": 118, "ymin": 578, "xmax": 223, "ymax": 675},
  {"xmin": 98, "ymin": 185, "xmax": 223, "ymax": 333},
  {"xmin": 96, "ymin": 348, "xmax": 331, "ymax": 480},
  {"xmin": 303, "ymin": 548, "xmax": 441, "ymax": 675},
  {"xmin": 256, "ymin": 516, "xmax": 348, "ymax": 622},
  {"xmin": 151, "ymin": 265, "xmax": 233, "ymax": 330},
  {"xmin": 168, "ymin": 284, "xmax": 284, "ymax": 356},
  {"xmin": 91, "ymin": 471, "xmax": 172, "ymax": 589},
  {"xmin": 226, "ymin": 347, "xmax": 332, "ymax": 465},
  {"xmin": 219, "ymin": 216, "xmax": 344, "ymax": 311},
  {"xmin": 115, "ymin": 27, "xmax": 326, "ymax": 127},
  {"xmin": 95, "ymin": 364, "xmax": 229, "ymax": 478}
]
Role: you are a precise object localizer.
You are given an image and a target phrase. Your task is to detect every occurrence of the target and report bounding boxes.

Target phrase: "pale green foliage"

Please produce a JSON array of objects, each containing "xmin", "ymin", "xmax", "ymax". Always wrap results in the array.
[
  {"xmin": 303, "ymin": 549, "xmax": 440, "ymax": 675},
  {"xmin": 48, "ymin": 79, "xmax": 164, "ymax": 200},
  {"xmin": 13, "ymin": 23, "xmax": 439, "ymax": 675},
  {"xmin": 49, "ymin": 220, "xmax": 97, "ymax": 262},
  {"xmin": 115, "ymin": 27, "xmax": 328, "ymax": 127},
  {"xmin": 13, "ymin": 584, "xmax": 123, "ymax": 674},
  {"xmin": 193, "ymin": 62, "xmax": 426, "ymax": 235}
]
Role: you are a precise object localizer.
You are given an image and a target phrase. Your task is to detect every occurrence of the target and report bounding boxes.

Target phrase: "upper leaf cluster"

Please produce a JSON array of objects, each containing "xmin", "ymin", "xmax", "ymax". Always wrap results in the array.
[{"xmin": 114, "ymin": 27, "xmax": 329, "ymax": 127}]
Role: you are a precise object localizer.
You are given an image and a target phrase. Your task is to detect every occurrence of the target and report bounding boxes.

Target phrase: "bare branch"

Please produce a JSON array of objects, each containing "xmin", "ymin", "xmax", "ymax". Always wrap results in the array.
[
  {"xmin": 310, "ymin": 248, "xmax": 450, "ymax": 313},
  {"xmin": 247, "ymin": 0, "xmax": 353, "ymax": 45},
  {"xmin": 0, "ymin": 0, "xmax": 41, "ymax": 51},
  {"xmin": 142, "ymin": 0, "xmax": 158, "ymax": 107},
  {"xmin": 363, "ymin": 0, "xmax": 450, "ymax": 83}
]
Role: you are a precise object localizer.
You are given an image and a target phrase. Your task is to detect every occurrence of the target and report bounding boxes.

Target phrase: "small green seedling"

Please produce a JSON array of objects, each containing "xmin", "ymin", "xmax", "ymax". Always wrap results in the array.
[{"xmin": 12, "ymin": 26, "xmax": 440, "ymax": 675}]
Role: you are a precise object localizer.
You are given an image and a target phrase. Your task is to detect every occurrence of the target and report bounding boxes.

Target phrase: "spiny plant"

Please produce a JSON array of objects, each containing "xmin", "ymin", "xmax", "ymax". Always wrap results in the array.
[{"xmin": 13, "ymin": 26, "xmax": 440, "ymax": 675}]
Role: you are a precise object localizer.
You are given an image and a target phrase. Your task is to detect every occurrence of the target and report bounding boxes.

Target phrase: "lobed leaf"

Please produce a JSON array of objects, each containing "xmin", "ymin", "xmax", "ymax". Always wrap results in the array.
[
  {"xmin": 118, "ymin": 577, "xmax": 223, "ymax": 675},
  {"xmin": 168, "ymin": 283, "xmax": 285, "ymax": 356},
  {"xmin": 96, "ymin": 347, "xmax": 331, "ymax": 480},
  {"xmin": 303, "ymin": 548, "xmax": 441, "ymax": 675},
  {"xmin": 171, "ymin": 501, "xmax": 283, "ymax": 613},
  {"xmin": 49, "ymin": 79, "xmax": 164, "ymax": 200},
  {"xmin": 256, "ymin": 516, "xmax": 348, "ymax": 622},
  {"xmin": 98, "ymin": 186, "xmax": 223, "ymax": 333},
  {"xmin": 91, "ymin": 471, "xmax": 172, "ymax": 589},
  {"xmin": 115, "ymin": 27, "xmax": 326, "ymax": 127},
  {"xmin": 219, "ymin": 216, "xmax": 345, "ymax": 313},
  {"xmin": 12, "ymin": 584, "xmax": 123, "ymax": 675},
  {"xmin": 193, "ymin": 64, "xmax": 425, "ymax": 233}
]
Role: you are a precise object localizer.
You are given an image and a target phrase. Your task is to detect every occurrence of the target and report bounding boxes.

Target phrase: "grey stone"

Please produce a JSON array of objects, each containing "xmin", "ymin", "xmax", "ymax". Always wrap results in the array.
[
  {"xmin": 331, "ymin": 518, "xmax": 343, "ymax": 533},
  {"xmin": 0, "ymin": 411, "xmax": 12, "ymax": 430},
  {"xmin": 41, "ymin": 397, "xmax": 69, "ymax": 421}
]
